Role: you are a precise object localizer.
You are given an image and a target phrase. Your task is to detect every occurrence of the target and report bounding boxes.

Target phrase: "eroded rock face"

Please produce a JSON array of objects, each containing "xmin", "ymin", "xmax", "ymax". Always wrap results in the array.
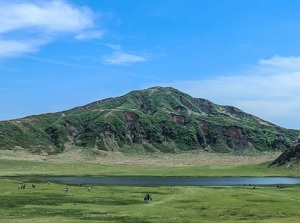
[
  {"xmin": 194, "ymin": 98, "xmax": 214, "ymax": 114},
  {"xmin": 124, "ymin": 111, "xmax": 139, "ymax": 124},
  {"xmin": 271, "ymin": 144, "xmax": 300, "ymax": 166},
  {"xmin": 224, "ymin": 106, "xmax": 245, "ymax": 119},
  {"xmin": 65, "ymin": 123, "xmax": 78, "ymax": 141},
  {"xmin": 175, "ymin": 106, "xmax": 185, "ymax": 113},
  {"xmin": 124, "ymin": 111, "xmax": 140, "ymax": 143},
  {"xmin": 172, "ymin": 114, "xmax": 185, "ymax": 125},
  {"xmin": 180, "ymin": 96, "xmax": 192, "ymax": 109},
  {"xmin": 224, "ymin": 127, "xmax": 245, "ymax": 137},
  {"xmin": 223, "ymin": 127, "xmax": 249, "ymax": 149},
  {"xmin": 199, "ymin": 121, "xmax": 209, "ymax": 136}
]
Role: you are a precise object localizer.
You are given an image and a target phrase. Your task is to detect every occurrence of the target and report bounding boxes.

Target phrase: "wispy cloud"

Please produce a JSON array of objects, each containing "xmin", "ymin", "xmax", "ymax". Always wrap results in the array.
[
  {"xmin": 0, "ymin": 39, "xmax": 42, "ymax": 58},
  {"xmin": 24, "ymin": 55, "xmax": 103, "ymax": 70},
  {"xmin": 23, "ymin": 55, "xmax": 159, "ymax": 79},
  {"xmin": 0, "ymin": 0, "xmax": 101, "ymax": 58},
  {"xmin": 104, "ymin": 44, "xmax": 122, "ymax": 51},
  {"xmin": 102, "ymin": 44, "xmax": 146, "ymax": 66},
  {"xmin": 103, "ymin": 52, "xmax": 146, "ymax": 65},
  {"xmin": 259, "ymin": 55, "xmax": 300, "ymax": 71},
  {"xmin": 168, "ymin": 56, "xmax": 300, "ymax": 129},
  {"xmin": 75, "ymin": 30, "xmax": 104, "ymax": 40}
]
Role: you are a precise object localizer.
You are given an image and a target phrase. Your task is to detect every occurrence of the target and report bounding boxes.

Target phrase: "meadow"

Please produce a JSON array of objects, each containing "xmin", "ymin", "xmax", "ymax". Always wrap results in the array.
[{"xmin": 0, "ymin": 158, "xmax": 300, "ymax": 223}]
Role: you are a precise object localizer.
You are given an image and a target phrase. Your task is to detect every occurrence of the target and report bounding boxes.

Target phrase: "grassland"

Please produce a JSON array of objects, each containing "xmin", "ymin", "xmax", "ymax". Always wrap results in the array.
[{"xmin": 0, "ymin": 154, "xmax": 300, "ymax": 223}]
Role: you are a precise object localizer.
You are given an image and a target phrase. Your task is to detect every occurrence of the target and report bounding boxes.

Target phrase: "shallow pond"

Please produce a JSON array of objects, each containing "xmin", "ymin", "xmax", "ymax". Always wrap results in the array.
[{"xmin": 48, "ymin": 176, "xmax": 300, "ymax": 186}]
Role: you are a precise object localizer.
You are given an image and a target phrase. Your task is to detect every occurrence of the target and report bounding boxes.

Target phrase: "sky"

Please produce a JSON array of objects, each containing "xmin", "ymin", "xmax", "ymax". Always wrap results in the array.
[{"xmin": 1, "ymin": 0, "xmax": 300, "ymax": 129}]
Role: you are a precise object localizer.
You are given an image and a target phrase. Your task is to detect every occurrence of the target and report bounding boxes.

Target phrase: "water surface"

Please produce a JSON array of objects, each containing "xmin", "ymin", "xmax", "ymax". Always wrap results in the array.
[{"xmin": 49, "ymin": 176, "xmax": 300, "ymax": 186}]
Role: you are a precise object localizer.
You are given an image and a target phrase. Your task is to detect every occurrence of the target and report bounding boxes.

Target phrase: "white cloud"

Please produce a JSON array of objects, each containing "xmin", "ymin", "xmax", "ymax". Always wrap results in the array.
[
  {"xmin": 0, "ymin": 0, "xmax": 93, "ymax": 33},
  {"xmin": 75, "ymin": 30, "xmax": 104, "ymax": 40},
  {"xmin": 259, "ymin": 55, "xmax": 300, "ymax": 71},
  {"xmin": 103, "ymin": 52, "xmax": 146, "ymax": 65},
  {"xmin": 168, "ymin": 56, "xmax": 300, "ymax": 129},
  {"xmin": 0, "ymin": 0, "xmax": 101, "ymax": 58},
  {"xmin": 0, "ymin": 39, "xmax": 41, "ymax": 58},
  {"xmin": 105, "ymin": 44, "xmax": 122, "ymax": 51}
]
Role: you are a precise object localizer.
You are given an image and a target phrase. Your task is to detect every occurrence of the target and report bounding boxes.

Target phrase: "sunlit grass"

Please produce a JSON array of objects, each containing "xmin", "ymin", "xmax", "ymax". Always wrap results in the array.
[
  {"xmin": 0, "ymin": 159, "xmax": 300, "ymax": 222},
  {"xmin": 1, "ymin": 177, "xmax": 300, "ymax": 223},
  {"xmin": 0, "ymin": 158, "xmax": 298, "ymax": 177}
]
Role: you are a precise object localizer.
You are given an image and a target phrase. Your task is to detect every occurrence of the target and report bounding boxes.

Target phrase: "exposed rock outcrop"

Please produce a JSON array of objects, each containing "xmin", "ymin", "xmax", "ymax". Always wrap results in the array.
[{"xmin": 271, "ymin": 144, "xmax": 300, "ymax": 166}]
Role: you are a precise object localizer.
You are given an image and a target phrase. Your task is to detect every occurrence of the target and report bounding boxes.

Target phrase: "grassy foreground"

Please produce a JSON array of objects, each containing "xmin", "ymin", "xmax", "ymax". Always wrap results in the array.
[{"xmin": 0, "ymin": 159, "xmax": 300, "ymax": 222}]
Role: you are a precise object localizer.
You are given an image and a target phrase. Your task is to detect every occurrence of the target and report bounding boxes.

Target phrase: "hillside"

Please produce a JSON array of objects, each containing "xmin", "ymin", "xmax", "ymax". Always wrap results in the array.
[
  {"xmin": 0, "ymin": 86, "xmax": 299, "ymax": 154},
  {"xmin": 270, "ymin": 144, "xmax": 300, "ymax": 167}
]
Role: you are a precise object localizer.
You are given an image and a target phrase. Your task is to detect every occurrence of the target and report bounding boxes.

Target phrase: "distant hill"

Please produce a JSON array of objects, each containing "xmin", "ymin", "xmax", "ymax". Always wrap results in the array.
[
  {"xmin": 0, "ymin": 86, "xmax": 299, "ymax": 154},
  {"xmin": 270, "ymin": 144, "xmax": 300, "ymax": 167}
]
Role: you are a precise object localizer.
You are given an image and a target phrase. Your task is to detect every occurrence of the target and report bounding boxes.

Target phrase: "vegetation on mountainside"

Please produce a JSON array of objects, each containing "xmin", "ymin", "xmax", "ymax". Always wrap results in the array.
[{"xmin": 0, "ymin": 87, "xmax": 299, "ymax": 154}]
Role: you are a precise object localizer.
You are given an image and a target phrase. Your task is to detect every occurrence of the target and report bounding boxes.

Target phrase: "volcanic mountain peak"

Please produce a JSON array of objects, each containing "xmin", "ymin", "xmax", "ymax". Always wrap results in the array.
[{"xmin": 0, "ymin": 86, "xmax": 299, "ymax": 154}]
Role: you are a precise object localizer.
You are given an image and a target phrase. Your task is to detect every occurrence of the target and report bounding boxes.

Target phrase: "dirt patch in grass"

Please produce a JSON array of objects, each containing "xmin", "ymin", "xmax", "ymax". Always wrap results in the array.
[{"xmin": 0, "ymin": 145, "xmax": 281, "ymax": 166}]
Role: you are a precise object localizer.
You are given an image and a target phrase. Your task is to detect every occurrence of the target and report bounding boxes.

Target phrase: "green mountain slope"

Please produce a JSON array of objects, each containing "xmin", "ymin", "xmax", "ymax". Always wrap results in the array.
[{"xmin": 0, "ymin": 86, "xmax": 299, "ymax": 154}]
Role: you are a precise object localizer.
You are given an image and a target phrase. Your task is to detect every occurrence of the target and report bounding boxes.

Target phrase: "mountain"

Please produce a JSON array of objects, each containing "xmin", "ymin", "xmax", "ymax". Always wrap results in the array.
[
  {"xmin": 270, "ymin": 144, "xmax": 300, "ymax": 167},
  {"xmin": 0, "ymin": 86, "xmax": 299, "ymax": 154}
]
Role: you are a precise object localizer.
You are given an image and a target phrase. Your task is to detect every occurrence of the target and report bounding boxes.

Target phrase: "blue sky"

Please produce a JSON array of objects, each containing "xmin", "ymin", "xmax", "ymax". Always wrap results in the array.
[{"xmin": 1, "ymin": 0, "xmax": 300, "ymax": 129}]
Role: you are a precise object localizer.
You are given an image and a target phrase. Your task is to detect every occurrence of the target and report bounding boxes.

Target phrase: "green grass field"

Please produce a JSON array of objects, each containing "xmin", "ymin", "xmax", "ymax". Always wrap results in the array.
[{"xmin": 0, "ymin": 159, "xmax": 300, "ymax": 223}]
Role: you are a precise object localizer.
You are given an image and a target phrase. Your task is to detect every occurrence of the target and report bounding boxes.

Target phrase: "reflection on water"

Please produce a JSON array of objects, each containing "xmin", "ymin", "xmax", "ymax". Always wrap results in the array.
[{"xmin": 49, "ymin": 176, "xmax": 300, "ymax": 186}]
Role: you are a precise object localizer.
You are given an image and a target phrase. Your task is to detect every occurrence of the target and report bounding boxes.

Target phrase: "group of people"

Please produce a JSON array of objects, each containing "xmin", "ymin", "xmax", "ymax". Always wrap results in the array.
[
  {"xmin": 17, "ymin": 181, "xmax": 92, "ymax": 192},
  {"xmin": 18, "ymin": 181, "xmax": 153, "ymax": 202},
  {"xmin": 144, "ymin": 193, "xmax": 152, "ymax": 201}
]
